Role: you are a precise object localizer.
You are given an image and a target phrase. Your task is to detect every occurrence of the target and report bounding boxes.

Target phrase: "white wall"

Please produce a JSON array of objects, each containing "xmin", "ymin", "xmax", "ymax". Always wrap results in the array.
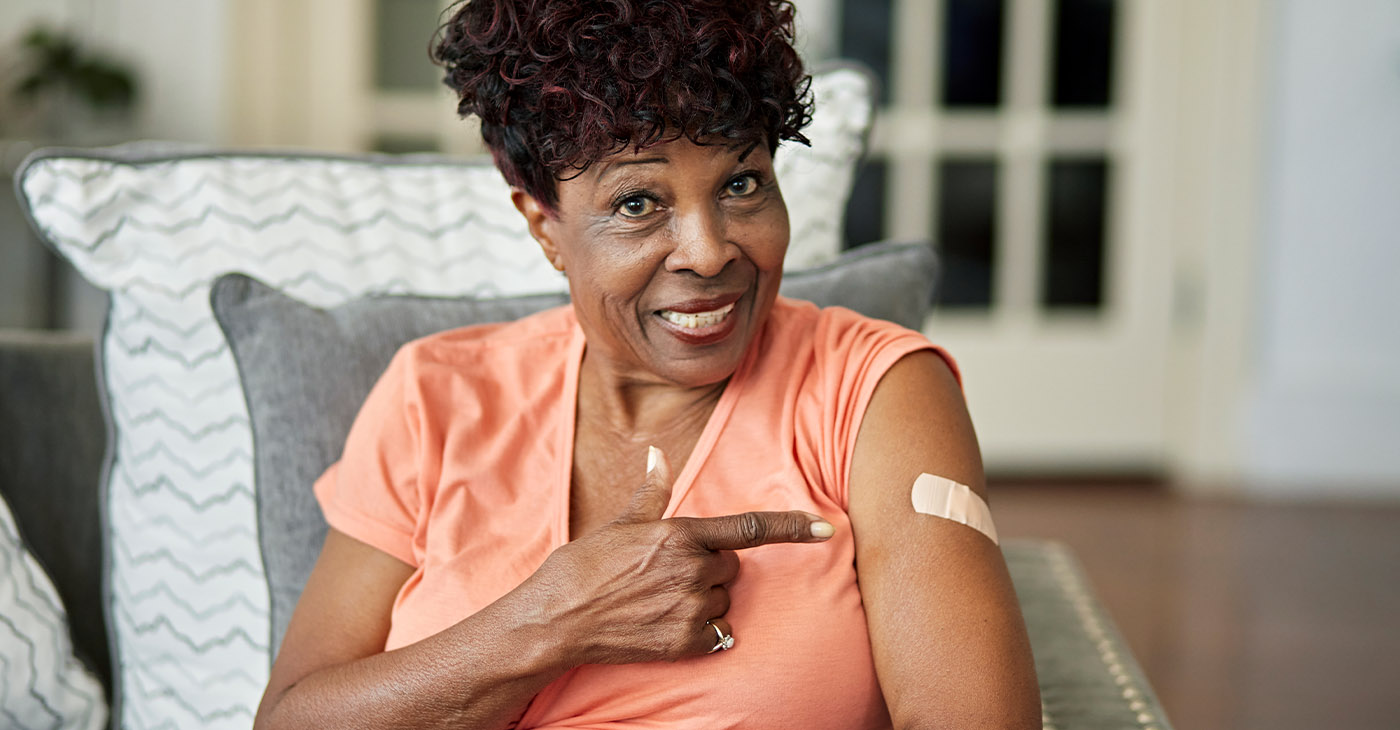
[
  {"xmin": 1, "ymin": 0, "xmax": 228, "ymax": 331},
  {"xmin": 0, "ymin": 0, "xmax": 229, "ymax": 144},
  {"xmin": 104, "ymin": 0, "xmax": 229, "ymax": 143},
  {"xmin": 1245, "ymin": 0, "xmax": 1400, "ymax": 495},
  {"xmin": 790, "ymin": 0, "xmax": 839, "ymax": 61}
]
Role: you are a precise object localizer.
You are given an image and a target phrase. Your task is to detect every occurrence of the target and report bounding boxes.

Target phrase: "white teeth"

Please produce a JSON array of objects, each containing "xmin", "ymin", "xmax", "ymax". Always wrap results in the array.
[{"xmin": 660, "ymin": 302, "xmax": 735, "ymax": 329}]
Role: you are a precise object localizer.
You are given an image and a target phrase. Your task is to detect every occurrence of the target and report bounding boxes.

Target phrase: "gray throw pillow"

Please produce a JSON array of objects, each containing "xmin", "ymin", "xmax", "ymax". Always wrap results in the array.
[
  {"xmin": 210, "ymin": 239, "xmax": 936, "ymax": 661},
  {"xmin": 781, "ymin": 240, "xmax": 937, "ymax": 331},
  {"xmin": 210, "ymin": 277, "xmax": 568, "ymax": 659}
]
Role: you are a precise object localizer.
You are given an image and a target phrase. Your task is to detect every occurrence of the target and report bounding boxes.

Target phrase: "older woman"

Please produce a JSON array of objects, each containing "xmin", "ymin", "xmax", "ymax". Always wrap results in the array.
[{"xmin": 254, "ymin": 1, "xmax": 1038, "ymax": 728}]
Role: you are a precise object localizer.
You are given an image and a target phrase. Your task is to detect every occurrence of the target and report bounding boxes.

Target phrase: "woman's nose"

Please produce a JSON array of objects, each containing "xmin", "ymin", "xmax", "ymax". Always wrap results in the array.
[{"xmin": 665, "ymin": 207, "xmax": 738, "ymax": 277}]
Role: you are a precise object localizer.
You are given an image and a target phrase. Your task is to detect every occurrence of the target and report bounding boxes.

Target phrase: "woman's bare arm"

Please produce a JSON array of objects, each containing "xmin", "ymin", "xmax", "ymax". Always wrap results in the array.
[
  {"xmin": 253, "ymin": 528, "xmax": 571, "ymax": 730},
  {"xmin": 849, "ymin": 351, "xmax": 1040, "ymax": 730}
]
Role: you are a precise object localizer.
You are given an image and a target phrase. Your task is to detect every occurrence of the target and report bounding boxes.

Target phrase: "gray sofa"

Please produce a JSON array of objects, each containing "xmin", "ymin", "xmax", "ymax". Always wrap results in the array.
[
  {"xmin": 1, "ymin": 327, "xmax": 1174, "ymax": 730},
  {"xmin": 2, "ymin": 73, "xmax": 1171, "ymax": 724}
]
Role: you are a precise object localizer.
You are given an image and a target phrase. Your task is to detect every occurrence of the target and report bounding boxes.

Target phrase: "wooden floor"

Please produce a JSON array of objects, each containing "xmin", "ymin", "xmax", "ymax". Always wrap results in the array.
[{"xmin": 992, "ymin": 480, "xmax": 1400, "ymax": 730}]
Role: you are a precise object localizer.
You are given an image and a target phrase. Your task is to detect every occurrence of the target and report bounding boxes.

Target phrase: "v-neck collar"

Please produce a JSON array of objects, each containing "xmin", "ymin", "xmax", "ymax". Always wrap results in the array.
[{"xmin": 552, "ymin": 309, "xmax": 759, "ymax": 546}]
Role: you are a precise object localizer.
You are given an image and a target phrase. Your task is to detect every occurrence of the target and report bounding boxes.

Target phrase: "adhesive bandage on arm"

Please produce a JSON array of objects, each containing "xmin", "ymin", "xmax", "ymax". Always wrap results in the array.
[{"xmin": 910, "ymin": 473, "xmax": 999, "ymax": 545}]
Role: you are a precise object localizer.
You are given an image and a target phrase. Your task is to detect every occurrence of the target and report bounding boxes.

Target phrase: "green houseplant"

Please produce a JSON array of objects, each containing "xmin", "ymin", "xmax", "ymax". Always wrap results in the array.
[{"xmin": 5, "ymin": 26, "xmax": 138, "ymax": 141}]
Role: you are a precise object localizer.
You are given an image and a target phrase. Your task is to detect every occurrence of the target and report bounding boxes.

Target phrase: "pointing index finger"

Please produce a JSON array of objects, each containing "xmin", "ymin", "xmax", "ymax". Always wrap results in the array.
[{"xmin": 680, "ymin": 510, "xmax": 835, "ymax": 551}]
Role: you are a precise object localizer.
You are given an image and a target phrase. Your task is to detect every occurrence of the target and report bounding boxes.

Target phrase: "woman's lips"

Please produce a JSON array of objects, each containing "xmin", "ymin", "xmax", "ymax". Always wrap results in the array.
[
  {"xmin": 654, "ymin": 298, "xmax": 741, "ymax": 345},
  {"xmin": 658, "ymin": 301, "xmax": 735, "ymax": 329}
]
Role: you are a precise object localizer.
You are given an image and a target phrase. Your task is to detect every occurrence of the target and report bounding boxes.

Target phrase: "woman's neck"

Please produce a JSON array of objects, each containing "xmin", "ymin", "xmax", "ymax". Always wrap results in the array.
[
  {"xmin": 568, "ymin": 349, "xmax": 729, "ymax": 539},
  {"xmin": 575, "ymin": 348, "xmax": 728, "ymax": 440}
]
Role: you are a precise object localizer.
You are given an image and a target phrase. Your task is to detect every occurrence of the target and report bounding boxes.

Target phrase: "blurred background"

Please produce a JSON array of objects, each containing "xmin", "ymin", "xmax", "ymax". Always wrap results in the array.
[{"xmin": 1, "ymin": 1, "xmax": 1397, "ymax": 726}]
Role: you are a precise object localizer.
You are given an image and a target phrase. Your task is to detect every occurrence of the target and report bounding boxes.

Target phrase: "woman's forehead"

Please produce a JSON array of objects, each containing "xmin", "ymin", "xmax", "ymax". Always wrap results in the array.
[{"xmin": 591, "ymin": 139, "xmax": 769, "ymax": 178}]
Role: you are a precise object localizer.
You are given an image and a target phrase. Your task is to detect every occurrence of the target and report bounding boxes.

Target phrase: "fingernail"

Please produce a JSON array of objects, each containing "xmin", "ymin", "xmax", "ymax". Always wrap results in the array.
[
  {"xmin": 646, "ymin": 445, "xmax": 660, "ymax": 475},
  {"xmin": 810, "ymin": 520, "xmax": 834, "ymax": 539}
]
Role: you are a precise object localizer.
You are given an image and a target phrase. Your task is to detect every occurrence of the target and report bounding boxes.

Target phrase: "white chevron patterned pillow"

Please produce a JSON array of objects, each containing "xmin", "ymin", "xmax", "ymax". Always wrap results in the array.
[
  {"xmin": 15, "ymin": 65, "xmax": 872, "ymax": 730},
  {"xmin": 0, "ymin": 495, "xmax": 108, "ymax": 730}
]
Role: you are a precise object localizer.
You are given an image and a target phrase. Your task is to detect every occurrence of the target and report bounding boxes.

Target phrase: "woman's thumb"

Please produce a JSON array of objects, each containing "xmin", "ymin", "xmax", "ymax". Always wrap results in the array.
[{"xmin": 616, "ymin": 445, "xmax": 673, "ymax": 523}]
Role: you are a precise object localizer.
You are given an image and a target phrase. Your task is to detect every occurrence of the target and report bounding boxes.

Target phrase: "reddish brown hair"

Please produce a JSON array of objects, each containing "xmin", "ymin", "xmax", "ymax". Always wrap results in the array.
[{"xmin": 433, "ymin": 0, "xmax": 814, "ymax": 210}]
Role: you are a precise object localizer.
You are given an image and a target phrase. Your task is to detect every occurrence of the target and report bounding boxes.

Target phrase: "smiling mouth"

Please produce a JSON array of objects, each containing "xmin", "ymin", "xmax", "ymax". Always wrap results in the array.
[{"xmin": 658, "ymin": 302, "xmax": 736, "ymax": 329}]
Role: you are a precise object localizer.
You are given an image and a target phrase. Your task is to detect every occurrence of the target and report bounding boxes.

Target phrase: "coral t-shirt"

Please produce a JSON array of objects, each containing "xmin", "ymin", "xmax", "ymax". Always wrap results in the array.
[{"xmin": 314, "ymin": 297, "xmax": 952, "ymax": 729}]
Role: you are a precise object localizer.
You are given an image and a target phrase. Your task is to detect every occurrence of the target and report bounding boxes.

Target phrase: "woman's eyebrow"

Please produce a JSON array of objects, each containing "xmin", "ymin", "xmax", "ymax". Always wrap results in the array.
[{"xmin": 596, "ymin": 156, "xmax": 670, "ymax": 182}]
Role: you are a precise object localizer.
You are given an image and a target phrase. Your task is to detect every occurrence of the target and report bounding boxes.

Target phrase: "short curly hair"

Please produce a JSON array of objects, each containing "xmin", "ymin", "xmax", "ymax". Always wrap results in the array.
[{"xmin": 433, "ymin": 0, "xmax": 814, "ymax": 211}]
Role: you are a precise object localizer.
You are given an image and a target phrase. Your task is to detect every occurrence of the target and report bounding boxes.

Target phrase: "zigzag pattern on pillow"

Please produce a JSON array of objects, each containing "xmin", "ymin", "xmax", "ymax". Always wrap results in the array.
[
  {"xmin": 28, "ymin": 157, "xmax": 559, "ymax": 730},
  {"xmin": 18, "ymin": 66, "xmax": 871, "ymax": 730},
  {"xmin": 1, "ymin": 497, "xmax": 107, "ymax": 730}
]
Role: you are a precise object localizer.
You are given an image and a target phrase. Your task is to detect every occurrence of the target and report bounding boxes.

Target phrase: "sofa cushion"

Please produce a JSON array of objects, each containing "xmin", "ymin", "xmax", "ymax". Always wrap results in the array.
[
  {"xmin": 0, "ymin": 491, "xmax": 108, "ymax": 730},
  {"xmin": 15, "ymin": 64, "xmax": 875, "ymax": 729},
  {"xmin": 209, "ymin": 240, "xmax": 935, "ymax": 658}
]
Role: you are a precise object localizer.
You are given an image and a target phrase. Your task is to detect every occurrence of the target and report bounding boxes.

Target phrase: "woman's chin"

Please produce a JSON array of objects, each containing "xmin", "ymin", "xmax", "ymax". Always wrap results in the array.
[{"xmin": 647, "ymin": 310, "xmax": 754, "ymax": 386}]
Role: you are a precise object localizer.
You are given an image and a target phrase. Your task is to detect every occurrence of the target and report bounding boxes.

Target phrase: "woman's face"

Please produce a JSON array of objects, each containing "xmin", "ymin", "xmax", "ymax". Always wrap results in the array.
[{"xmin": 515, "ymin": 138, "xmax": 789, "ymax": 388}]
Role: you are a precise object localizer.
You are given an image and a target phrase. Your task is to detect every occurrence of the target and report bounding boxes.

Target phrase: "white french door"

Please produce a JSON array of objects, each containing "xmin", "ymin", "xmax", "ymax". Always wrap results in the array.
[
  {"xmin": 228, "ymin": 0, "xmax": 1267, "ymax": 480},
  {"xmin": 799, "ymin": 0, "xmax": 1178, "ymax": 473}
]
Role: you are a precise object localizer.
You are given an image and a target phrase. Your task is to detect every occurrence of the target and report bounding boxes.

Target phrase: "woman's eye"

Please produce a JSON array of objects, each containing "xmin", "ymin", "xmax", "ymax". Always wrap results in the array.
[
  {"xmin": 618, "ymin": 196, "xmax": 656, "ymax": 218},
  {"xmin": 727, "ymin": 174, "xmax": 760, "ymax": 197}
]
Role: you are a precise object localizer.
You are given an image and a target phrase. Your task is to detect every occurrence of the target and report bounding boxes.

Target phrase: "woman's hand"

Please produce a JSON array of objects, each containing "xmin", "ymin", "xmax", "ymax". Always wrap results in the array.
[{"xmin": 521, "ymin": 446, "xmax": 834, "ymax": 665}]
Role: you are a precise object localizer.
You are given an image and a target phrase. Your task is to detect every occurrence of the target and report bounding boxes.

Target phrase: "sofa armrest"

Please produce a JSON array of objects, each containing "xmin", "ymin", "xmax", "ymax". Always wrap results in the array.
[
  {"xmin": 1005, "ymin": 538, "xmax": 1174, "ymax": 730},
  {"xmin": 0, "ymin": 329, "xmax": 112, "ymax": 700}
]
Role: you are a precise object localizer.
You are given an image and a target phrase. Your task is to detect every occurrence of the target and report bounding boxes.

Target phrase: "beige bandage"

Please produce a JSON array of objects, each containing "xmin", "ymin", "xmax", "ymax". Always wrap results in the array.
[{"xmin": 910, "ymin": 473, "xmax": 999, "ymax": 545}]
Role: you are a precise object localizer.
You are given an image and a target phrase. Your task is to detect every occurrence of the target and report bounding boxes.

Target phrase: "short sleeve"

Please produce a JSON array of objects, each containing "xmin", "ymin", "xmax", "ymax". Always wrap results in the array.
[
  {"xmin": 313, "ymin": 348, "xmax": 423, "ymax": 566},
  {"xmin": 810, "ymin": 308, "xmax": 960, "ymax": 508}
]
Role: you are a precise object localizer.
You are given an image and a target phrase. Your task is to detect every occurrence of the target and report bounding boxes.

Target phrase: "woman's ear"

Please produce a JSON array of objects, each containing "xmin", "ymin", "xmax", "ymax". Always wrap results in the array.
[{"xmin": 511, "ymin": 189, "xmax": 566, "ymax": 272}]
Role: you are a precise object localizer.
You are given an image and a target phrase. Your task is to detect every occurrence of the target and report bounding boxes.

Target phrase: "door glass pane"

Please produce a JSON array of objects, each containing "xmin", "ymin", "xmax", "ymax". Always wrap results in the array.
[
  {"xmin": 936, "ymin": 159, "xmax": 998, "ymax": 308},
  {"xmin": 941, "ymin": 0, "xmax": 1005, "ymax": 107},
  {"xmin": 1043, "ymin": 158, "xmax": 1108, "ymax": 308},
  {"xmin": 375, "ymin": 0, "xmax": 444, "ymax": 91},
  {"xmin": 843, "ymin": 159, "xmax": 888, "ymax": 249},
  {"xmin": 839, "ymin": 0, "xmax": 894, "ymax": 97},
  {"xmin": 1051, "ymin": 0, "xmax": 1117, "ymax": 108}
]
